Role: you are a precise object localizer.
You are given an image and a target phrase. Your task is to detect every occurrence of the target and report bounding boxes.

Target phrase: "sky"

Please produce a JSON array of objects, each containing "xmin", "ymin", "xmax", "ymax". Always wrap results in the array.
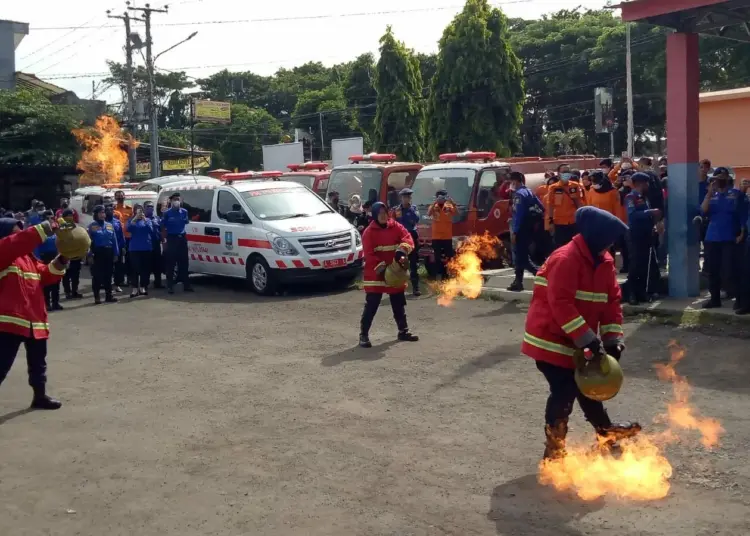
[{"xmin": 6, "ymin": 0, "xmax": 609, "ymax": 104}]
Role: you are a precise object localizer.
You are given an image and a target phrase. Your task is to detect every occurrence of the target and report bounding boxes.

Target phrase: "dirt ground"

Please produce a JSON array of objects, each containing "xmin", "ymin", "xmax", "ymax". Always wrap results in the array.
[{"xmin": 1, "ymin": 276, "xmax": 748, "ymax": 536}]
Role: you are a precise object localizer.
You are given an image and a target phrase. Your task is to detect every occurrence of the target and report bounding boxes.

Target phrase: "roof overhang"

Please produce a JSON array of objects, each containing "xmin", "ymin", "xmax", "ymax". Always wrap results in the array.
[{"xmin": 0, "ymin": 20, "xmax": 29, "ymax": 49}]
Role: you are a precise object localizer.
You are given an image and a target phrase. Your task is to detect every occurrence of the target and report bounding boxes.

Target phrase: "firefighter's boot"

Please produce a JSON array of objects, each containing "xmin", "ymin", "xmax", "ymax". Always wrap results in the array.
[
  {"xmin": 543, "ymin": 420, "xmax": 568, "ymax": 461},
  {"xmin": 595, "ymin": 421, "xmax": 642, "ymax": 457}
]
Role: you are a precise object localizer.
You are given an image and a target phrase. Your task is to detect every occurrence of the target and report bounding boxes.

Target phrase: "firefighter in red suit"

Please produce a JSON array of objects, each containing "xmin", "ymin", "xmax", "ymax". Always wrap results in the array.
[
  {"xmin": 360, "ymin": 202, "xmax": 419, "ymax": 348},
  {"xmin": 521, "ymin": 206, "xmax": 640, "ymax": 460},
  {"xmin": 0, "ymin": 218, "xmax": 68, "ymax": 409}
]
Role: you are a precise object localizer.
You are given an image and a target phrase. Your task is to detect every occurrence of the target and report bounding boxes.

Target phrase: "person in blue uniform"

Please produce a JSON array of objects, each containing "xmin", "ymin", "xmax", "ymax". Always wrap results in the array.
[
  {"xmin": 161, "ymin": 192, "xmax": 193, "ymax": 294},
  {"xmin": 508, "ymin": 171, "xmax": 545, "ymax": 292},
  {"xmin": 104, "ymin": 200, "xmax": 126, "ymax": 293},
  {"xmin": 144, "ymin": 201, "xmax": 163, "ymax": 289},
  {"xmin": 26, "ymin": 200, "xmax": 46, "ymax": 226},
  {"xmin": 35, "ymin": 210, "xmax": 64, "ymax": 311},
  {"xmin": 625, "ymin": 172, "xmax": 662, "ymax": 305},
  {"xmin": 701, "ymin": 167, "xmax": 748, "ymax": 309},
  {"xmin": 126, "ymin": 204, "xmax": 154, "ymax": 298},
  {"xmin": 390, "ymin": 188, "xmax": 422, "ymax": 296},
  {"xmin": 88, "ymin": 205, "xmax": 119, "ymax": 304}
]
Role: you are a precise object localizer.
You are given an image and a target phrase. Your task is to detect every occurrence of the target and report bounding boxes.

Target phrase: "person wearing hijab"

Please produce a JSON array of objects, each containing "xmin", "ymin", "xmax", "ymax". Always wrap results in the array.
[
  {"xmin": 126, "ymin": 203, "xmax": 154, "ymax": 297},
  {"xmin": 0, "ymin": 217, "xmax": 67, "ymax": 409},
  {"xmin": 359, "ymin": 202, "xmax": 418, "ymax": 348},
  {"xmin": 88, "ymin": 205, "xmax": 120, "ymax": 304}
]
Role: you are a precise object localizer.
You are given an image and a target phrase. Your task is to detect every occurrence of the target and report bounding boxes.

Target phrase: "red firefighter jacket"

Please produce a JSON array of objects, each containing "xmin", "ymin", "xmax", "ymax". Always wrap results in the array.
[
  {"xmin": 521, "ymin": 234, "xmax": 623, "ymax": 369},
  {"xmin": 361, "ymin": 219, "xmax": 414, "ymax": 294},
  {"xmin": 0, "ymin": 224, "xmax": 66, "ymax": 339}
]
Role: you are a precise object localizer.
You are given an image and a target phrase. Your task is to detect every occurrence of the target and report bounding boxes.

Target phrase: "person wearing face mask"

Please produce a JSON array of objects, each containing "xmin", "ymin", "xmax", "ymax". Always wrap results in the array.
[
  {"xmin": 625, "ymin": 173, "xmax": 662, "ymax": 305},
  {"xmin": 359, "ymin": 202, "xmax": 418, "ymax": 348},
  {"xmin": 522, "ymin": 206, "xmax": 639, "ymax": 461},
  {"xmin": 545, "ymin": 163, "xmax": 587, "ymax": 250},
  {"xmin": 55, "ymin": 198, "xmax": 79, "ymax": 223},
  {"xmin": 507, "ymin": 172, "xmax": 545, "ymax": 292},
  {"xmin": 580, "ymin": 171, "xmax": 591, "ymax": 192},
  {"xmin": 428, "ymin": 190, "xmax": 457, "ymax": 280},
  {"xmin": 700, "ymin": 167, "xmax": 747, "ymax": 309},
  {"xmin": 126, "ymin": 204, "xmax": 154, "ymax": 297},
  {"xmin": 390, "ymin": 188, "xmax": 422, "ymax": 296},
  {"xmin": 143, "ymin": 201, "xmax": 164, "ymax": 289},
  {"xmin": 26, "ymin": 201, "xmax": 46, "ymax": 226},
  {"xmin": 104, "ymin": 200, "xmax": 126, "ymax": 293},
  {"xmin": 587, "ymin": 171, "xmax": 622, "ymax": 220},
  {"xmin": 88, "ymin": 205, "xmax": 120, "ymax": 304},
  {"xmin": 60, "ymin": 209, "xmax": 84, "ymax": 300},
  {"xmin": 0, "ymin": 216, "xmax": 69, "ymax": 410},
  {"xmin": 161, "ymin": 192, "xmax": 193, "ymax": 294}
]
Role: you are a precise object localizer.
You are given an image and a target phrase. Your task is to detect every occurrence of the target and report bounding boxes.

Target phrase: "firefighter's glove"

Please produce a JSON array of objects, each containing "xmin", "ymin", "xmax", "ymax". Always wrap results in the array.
[
  {"xmin": 604, "ymin": 342, "xmax": 625, "ymax": 362},
  {"xmin": 395, "ymin": 250, "xmax": 407, "ymax": 262},
  {"xmin": 584, "ymin": 338, "xmax": 606, "ymax": 363}
]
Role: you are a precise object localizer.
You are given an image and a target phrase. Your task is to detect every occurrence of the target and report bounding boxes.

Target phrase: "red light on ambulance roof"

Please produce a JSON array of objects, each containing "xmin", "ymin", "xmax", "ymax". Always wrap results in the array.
[
  {"xmin": 348, "ymin": 153, "xmax": 397, "ymax": 163},
  {"xmin": 287, "ymin": 162, "xmax": 329, "ymax": 171},
  {"xmin": 101, "ymin": 182, "xmax": 138, "ymax": 189},
  {"xmin": 221, "ymin": 171, "xmax": 283, "ymax": 182},
  {"xmin": 439, "ymin": 151, "xmax": 497, "ymax": 162}
]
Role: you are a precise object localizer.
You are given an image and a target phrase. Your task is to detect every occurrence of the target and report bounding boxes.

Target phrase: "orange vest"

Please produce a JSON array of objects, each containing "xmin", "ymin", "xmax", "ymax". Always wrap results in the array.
[
  {"xmin": 587, "ymin": 187, "xmax": 623, "ymax": 221},
  {"xmin": 428, "ymin": 202, "xmax": 456, "ymax": 240},
  {"xmin": 545, "ymin": 181, "xmax": 587, "ymax": 226},
  {"xmin": 114, "ymin": 205, "xmax": 134, "ymax": 239}
]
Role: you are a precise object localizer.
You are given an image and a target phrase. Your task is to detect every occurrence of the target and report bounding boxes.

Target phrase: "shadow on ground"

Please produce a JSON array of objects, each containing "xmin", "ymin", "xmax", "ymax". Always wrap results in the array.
[
  {"xmin": 472, "ymin": 300, "xmax": 526, "ymax": 319},
  {"xmin": 321, "ymin": 341, "xmax": 399, "ymax": 367},
  {"xmin": 488, "ymin": 474, "xmax": 606, "ymax": 536},
  {"xmin": 0, "ymin": 408, "xmax": 33, "ymax": 426},
  {"xmin": 431, "ymin": 343, "xmax": 522, "ymax": 391}
]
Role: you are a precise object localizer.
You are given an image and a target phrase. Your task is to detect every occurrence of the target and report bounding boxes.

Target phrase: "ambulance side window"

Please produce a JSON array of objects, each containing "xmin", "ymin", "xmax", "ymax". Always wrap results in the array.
[
  {"xmin": 84, "ymin": 194, "xmax": 102, "ymax": 214},
  {"xmin": 181, "ymin": 190, "xmax": 213, "ymax": 222},
  {"xmin": 476, "ymin": 171, "xmax": 498, "ymax": 218},
  {"xmin": 216, "ymin": 191, "xmax": 246, "ymax": 221}
]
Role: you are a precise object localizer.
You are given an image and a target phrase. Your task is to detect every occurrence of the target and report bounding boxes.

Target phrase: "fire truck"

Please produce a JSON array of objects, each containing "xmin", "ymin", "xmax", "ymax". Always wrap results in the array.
[
  {"xmin": 281, "ymin": 162, "xmax": 330, "ymax": 198},
  {"xmin": 411, "ymin": 151, "xmax": 549, "ymax": 274},
  {"xmin": 325, "ymin": 153, "xmax": 423, "ymax": 210}
]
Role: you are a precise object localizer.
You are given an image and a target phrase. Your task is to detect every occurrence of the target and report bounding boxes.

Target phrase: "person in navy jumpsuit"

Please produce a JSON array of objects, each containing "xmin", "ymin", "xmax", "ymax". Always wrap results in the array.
[
  {"xmin": 126, "ymin": 204, "xmax": 154, "ymax": 297},
  {"xmin": 88, "ymin": 205, "xmax": 119, "ymax": 304},
  {"xmin": 625, "ymin": 172, "xmax": 662, "ymax": 305},
  {"xmin": 508, "ymin": 171, "xmax": 545, "ymax": 292},
  {"xmin": 144, "ymin": 200, "xmax": 163, "ymax": 289},
  {"xmin": 161, "ymin": 192, "xmax": 193, "ymax": 294},
  {"xmin": 390, "ymin": 188, "xmax": 421, "ymax": 296},
  {"xmin": 701, "ymin": 167, "xmax": 747, "ymax": 309}
]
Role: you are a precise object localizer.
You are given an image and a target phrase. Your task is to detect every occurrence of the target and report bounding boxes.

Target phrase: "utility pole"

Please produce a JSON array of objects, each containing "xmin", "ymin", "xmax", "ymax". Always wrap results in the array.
[
  {"xmin": 108, "ymin": 7, "xmax": 141, "ymax": 181},
  {"xmin": 626, "ymin": 22, "xmax": 634, "ymax": 158},
  {"xmin": 130, "ymin": 3, "xmax": 168, "ymax": 178},
  {"xmin": 318, "ymin": 112, "xmax": 325, "ymax": 160}
]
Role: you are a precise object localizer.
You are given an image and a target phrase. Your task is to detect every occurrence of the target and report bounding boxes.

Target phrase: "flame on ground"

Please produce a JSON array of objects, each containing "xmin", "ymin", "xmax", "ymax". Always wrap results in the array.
[
  {"xmin": 73, "ymin": 115, "xmax": 135, "ymax": 186},
  {"xmin": 437, "ymin": 233, "xmax": 499, "ymax": 307},
  {"xmin": 538, "ymin": 341, "xmax": 724, "ymax": 501}
]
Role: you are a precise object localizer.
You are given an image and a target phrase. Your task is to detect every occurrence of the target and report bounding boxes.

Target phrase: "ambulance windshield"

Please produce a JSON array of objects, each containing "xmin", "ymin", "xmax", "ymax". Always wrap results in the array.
[
  {"xmin": 241, "ymin": 187, "xmax": 333, "ymax": 221},
  {"xmin": 327, "ymin": 169, "xmax": 382, "ymax": 207},
  {"xmin": 282, "ymin": 175, "xmax": 315, "ymax": 189},
  {"xmin": 411, "ymin": 169, "xmax": 474, "ymax": 209}
]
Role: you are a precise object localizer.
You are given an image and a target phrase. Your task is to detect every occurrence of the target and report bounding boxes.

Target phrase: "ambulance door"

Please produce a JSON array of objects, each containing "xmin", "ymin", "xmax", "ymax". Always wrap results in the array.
[
  {"xmin": 211, "ymin": 189, "xmax": 251, "ymax": 277},
  {"xmin": 180, "ymin": 189, "xmax": 215, "ymax": 275},
  {"xmin": 474, "ymin": 169, "xmax": 509, "ymax": 236}
]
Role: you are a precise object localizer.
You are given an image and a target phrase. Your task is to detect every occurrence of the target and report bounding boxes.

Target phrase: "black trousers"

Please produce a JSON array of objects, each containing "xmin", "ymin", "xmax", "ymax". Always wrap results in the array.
[
  {"xmin": 705, "ymin": 241, "xmax": 738, "ymax": 302},
  {"xmin": 150, "ymin": 245, "xmax": 163, "ymax": 287},
  {"xmin": 114, "ymin": 240, "xmax": 128, "ymax": 286},
  {"xmin": 408, "ymin": 230, "xmax": 420, "ymax": 291},
  {"xmin": 513, "ymin": 231, "xmax": 538, "ymax": 282},
  {"xmin": 0, "ymin": 332, "xmax": 47, "ymax": 389},
  {"xmin": 617, "ymin": 233, "xmax": 630, "ymax": 271},
  {"xmin": 40, "ymin": 252, "xmax": 60, "ymax": 307},
  {"xmin": 165, "ymin": 235, "xmax": 190, "ymax": 288},
  {"xmin": 738, "ymin": 243, "xmax": 750, "ymax": 309},
  {"xmin": 129, "ymin": 250, "xmax": 151, "ymax": 289},
  {"xmin": 91, "ymin": 246, "xmax": 115, "ymax": 298},
  {"xmin": 361, "ymin": 292, "xmax": 408, "ymax": 335},
  {"xmin": 553, "ymin": 224, "xmax": 576, "ymax": 250},
  {"xmin": 627, "ymin": 233, "xmax": 652, "ymax": 301},
  {"xmin": 62, "ymin": 259, "xmax": 81, "ymax": 296},
  {"xmin": 536, "ymin": 360, "xmax": 611, "ymax": 430},
  {"xmin": 432, "ymin": 239, "xmax": 454, "ymax": 278}
]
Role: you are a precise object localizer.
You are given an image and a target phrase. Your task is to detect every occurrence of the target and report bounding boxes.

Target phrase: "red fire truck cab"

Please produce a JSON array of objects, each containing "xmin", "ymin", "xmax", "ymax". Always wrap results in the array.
[
  {"xmin": 326, "ymin": 153, "xmax": 423, "ymax": 210},
  {"xmin": 281, "ymin": 162, "xmax": 330, "ymax": 198}
]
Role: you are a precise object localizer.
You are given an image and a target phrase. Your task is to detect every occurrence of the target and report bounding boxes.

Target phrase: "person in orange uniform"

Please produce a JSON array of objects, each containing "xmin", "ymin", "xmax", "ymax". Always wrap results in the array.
[
  {"xmin": 0, "ymin": 217, "xmax": 67, "ymax": 410},
  {"xmin": 587, "ymin": 171, "xmax": 623, "ymax": 219},
  {"xmin": 545, "ymin": 163, "xmax": 587, "ymax": 249},
  {"xmin": 521, "ymin": 206, "xmax": 640, "ymax": 460},
  {"xmin": 428, "ymin": 189, "xmax": 457, "ymax": 279},
  {"xmin": 359, "ymin": 202, "xmax": 418, "ymax": 348}
]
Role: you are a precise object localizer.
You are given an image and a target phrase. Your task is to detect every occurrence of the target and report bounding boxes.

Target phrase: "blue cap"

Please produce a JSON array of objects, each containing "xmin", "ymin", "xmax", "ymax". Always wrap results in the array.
[
  {"xmin": 631, "ymin": 172, "xmax": 650, "ymax": 183},
  {"xmin": 399, "ymin": 188, "xmax": 413, "ymax": 196},
  {"xmin": 436, "ymin": 189, "xmax": 448, "ymax": 197},
  {"xmin": 713, "ymin": 167, "xmax": 730, "ymax": 177}
]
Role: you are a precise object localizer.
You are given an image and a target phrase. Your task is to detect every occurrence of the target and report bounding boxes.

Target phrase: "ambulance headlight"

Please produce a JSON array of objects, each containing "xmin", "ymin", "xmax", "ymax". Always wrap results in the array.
[
  {"xmin": 268, "ymin": 235, "xmax": 298, "ymax": 256},
  {"xmin": 354, "ymin": 230, "xmax": 362, "ymax": 247}
]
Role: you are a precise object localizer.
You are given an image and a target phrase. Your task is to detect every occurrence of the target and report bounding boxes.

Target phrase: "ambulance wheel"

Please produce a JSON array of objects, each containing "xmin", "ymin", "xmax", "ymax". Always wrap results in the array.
[{"xmin": 247, "ymin": 256, "xmax": 277, "ymax": 296}]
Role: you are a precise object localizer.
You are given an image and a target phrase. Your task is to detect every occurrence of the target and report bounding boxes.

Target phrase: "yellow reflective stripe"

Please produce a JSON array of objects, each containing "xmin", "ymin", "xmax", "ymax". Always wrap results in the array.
[
  {"xmin": 373, "ymin": 244, "xmax": 399, "ymax": 251},
  {"xmin": 398, "ymin": 242, "xmax": 413, "ymax": 253},
  {"xmin": 0, "ymin": 266, "xmax": 41, "ymax": 281},
  {"xmin": 33, "ymin": 224, "xmax": 47, "ymax": 242},
  {"xmin": 48, "ymin": 262, "xmax": 66, "ymax": 276},
  {"xmin": 0, "ymin": 315, "xmax": 32, "ymax": 328},
  {"xmin": 575, "ymin": 290, "xmax": 608, "ymax": 303},
  {"xmin": 562, "ymin": 316, "xmax": 586, "ymax": 334},
  {"xmin": 523, "ymin": 332, "xmax": 575, "ymax": 356},
  {"xmin": 31, "ymin": 322, "xmax": 50, "ymax": 330},
  {"xmin": 362, "ymin": 280, "xmax": 386, "ymax": 286},
  {"xmin": 601, "ymin": 324, "xmax": 623, "ymax": 334},
  {"xmin": 534, "ymin": 276, "xmax": 548, "ymax": 287}
]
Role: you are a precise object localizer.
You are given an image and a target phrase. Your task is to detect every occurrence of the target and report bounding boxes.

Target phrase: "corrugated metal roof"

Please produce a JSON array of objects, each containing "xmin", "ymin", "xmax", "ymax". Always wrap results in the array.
[{"xmin": 14, "ymin": 72, "xmax": 67, "ymax": 96}]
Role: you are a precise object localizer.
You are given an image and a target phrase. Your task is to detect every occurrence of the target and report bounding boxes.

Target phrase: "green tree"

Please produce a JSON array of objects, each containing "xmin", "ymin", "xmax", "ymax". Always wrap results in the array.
[
  {"xmin": 343, "ymin": 53, "xmax": 378, "ymax": 146},
  {"xmin": 416, "ymin": 52, "xmax": 437, "ymax": 87},
  {"xmin": 542, "ymin": 128, "xmax": 587, "ymax": 156},
  {"xmin": 267, "ymin": 62, "xmax": 337, "ymax": 127},
  {"xmin": 0, "ymin": 89, "xmax": 82, "ymax": 165},
  {"xmin": 292, "ymin": 86, "xmax": 357, "ymax": 159},
  {"xmin": 428, "ymin": 0, "xmax": 524, "ymax": 157},
  {"xmin": 196, "ymin": 69, "xmax": 272, "ymax": 110},
  {"xmin": 373, "ymin": 26, "xmax": 424, "ymax": 161}
]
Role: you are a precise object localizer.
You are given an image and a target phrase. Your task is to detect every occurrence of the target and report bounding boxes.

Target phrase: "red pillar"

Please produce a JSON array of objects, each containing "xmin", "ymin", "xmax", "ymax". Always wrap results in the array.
[{"xmin": 666, "ymin": 32, "xmax": 700, "ymax": 298}]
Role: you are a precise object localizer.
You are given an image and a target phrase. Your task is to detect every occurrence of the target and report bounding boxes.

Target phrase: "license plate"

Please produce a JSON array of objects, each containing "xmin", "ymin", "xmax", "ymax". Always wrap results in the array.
[{"xmin": 323, "ymin": 258, "xmax": 347, "ymax": 269}]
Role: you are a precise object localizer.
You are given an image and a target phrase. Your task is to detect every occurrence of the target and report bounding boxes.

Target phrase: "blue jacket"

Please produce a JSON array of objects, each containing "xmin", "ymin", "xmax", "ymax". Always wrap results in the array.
[
  {"xmin": 625, "ymin": 191, "xmax": 655, "ymax": 237},
  {"xmin": 127, "ymin": 217, "xmax": 154, "ymax": 252},
  {"xmin": 392, "ymin": 204, "xmax": 420, "ymax": 233},
  {"xmin": 511, "ymin": 186, "xmax": 545, "ymax": 234},
  {"xmin": 161, "ymin": 207, "xmax": 189, "ymax": 235},
  {"xmin": 27, "ymin": 212, "xmax": 43, "ymax": 226},
  {"xmin": 703, "ymin": 188, "xmax": 747, "ymax": 242},
  {"xmin": 88, "ymin": 219, "xmax": 120, "ymax": 256},
  {"xmin": 106, "ymin": 215, "xmax": 125, "ymax": 249},
  {"xmin": 35, "ymin": 235, "xmax": 58, "ymax": 259},
  {"xmin": 147, "ymin": 216, "xmax": 161, "ymax": 247}
]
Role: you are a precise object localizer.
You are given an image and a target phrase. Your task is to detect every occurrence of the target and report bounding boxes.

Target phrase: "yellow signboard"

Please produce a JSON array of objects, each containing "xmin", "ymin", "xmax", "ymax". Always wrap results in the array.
[
  {"xmin": 193, "ymin": 100, "xmax": 231, "ymax": 123},
  {"xmin": 136, "ymin": 156, "xmax": 212, "ymax": 176}
]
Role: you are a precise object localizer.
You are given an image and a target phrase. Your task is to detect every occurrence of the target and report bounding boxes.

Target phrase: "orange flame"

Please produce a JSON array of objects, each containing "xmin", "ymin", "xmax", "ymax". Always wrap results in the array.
[
  {"xmin": 73, "ymin": 115, "xmax": 135, "ymax": 186},
  {"xmin": 538, "ymin": 341, "xmax": 723, "ymax": 501},
  {"xmin": 437, "ymin": 233, "xmax": 499, "ymax": 307}
]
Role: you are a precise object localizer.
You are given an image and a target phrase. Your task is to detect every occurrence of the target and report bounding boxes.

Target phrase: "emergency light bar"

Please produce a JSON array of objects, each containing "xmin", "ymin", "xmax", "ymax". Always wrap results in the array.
[
  {"xmin": 221, "ymin": 171, "xmax": 283, "ymax": 183},
  {"xmin": 439, "ymin": 151, "xmax": 496, "ymax": 162},
  {"xmin": 287, "ymin": 162, "xmax": 329, "ymax": 171},
  {"xmin": 348, "ymin": 153, "xmax": 397, "ymax": 163},
  {"xmin": 101, "ymin": 182, "xmax": 139, "ymax": 189}
]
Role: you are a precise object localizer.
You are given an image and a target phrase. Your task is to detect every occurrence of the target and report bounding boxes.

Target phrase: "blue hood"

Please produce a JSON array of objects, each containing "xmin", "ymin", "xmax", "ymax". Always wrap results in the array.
[
  {"xmin": 370, "ymin": 202, "xmax": 387, "ymax": 224},
  {"xmin": 575, "ymin": 206, "xmax": 627, "ymax": 259},
  {"xmin": 0, "ymin": 217, "xmax": 22, "ymax": 239}
]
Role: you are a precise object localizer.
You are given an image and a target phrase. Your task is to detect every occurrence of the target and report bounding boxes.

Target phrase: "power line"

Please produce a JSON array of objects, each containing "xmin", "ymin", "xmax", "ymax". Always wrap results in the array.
[
  {"xmin": 19, "ymin": 24, "xmax": 109, "ymax": 72},
  {"xmin": 19, "ymin": 15, "xmax": 100, "ymax": 61}
]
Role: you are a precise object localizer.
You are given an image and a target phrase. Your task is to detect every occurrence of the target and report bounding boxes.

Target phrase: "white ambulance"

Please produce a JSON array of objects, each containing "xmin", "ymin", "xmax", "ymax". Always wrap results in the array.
[
  {"xmin": 70, "ymin": 184, "xmax": 157, "ymax": 228},
  {"xmin": 156, "ymin": 176, "xmax": 364, "ymax": 295}
]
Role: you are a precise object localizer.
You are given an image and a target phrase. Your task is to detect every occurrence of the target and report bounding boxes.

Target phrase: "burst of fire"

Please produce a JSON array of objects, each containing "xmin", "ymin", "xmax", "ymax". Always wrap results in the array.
[
  {"xmin": 437, "ymin": 233, "xmax": 499, "ymax": 307},
  {"xmin": 73, "ymin": 115, "xmax": 135, "ymax": 186},
  {"xmin": 538, "ymin": 341, "xmax": 724, "ymax": 501}
]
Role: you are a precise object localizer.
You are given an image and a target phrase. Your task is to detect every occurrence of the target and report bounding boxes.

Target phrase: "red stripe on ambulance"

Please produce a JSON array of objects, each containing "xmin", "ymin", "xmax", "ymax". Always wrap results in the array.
[
  {"xmin": 238, "ymin": 238, "xmax": 272, "ymax": 249},
  {"xmin": 186, "ymin": 234, "xmax": 221, "ymax": 244}
]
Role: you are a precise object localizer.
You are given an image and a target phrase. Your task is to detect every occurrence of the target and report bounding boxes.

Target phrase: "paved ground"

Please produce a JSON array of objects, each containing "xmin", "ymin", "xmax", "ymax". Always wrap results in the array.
[{"xmin": 1, "ymin": 276, "xmax": 748, "ymax": 536}]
